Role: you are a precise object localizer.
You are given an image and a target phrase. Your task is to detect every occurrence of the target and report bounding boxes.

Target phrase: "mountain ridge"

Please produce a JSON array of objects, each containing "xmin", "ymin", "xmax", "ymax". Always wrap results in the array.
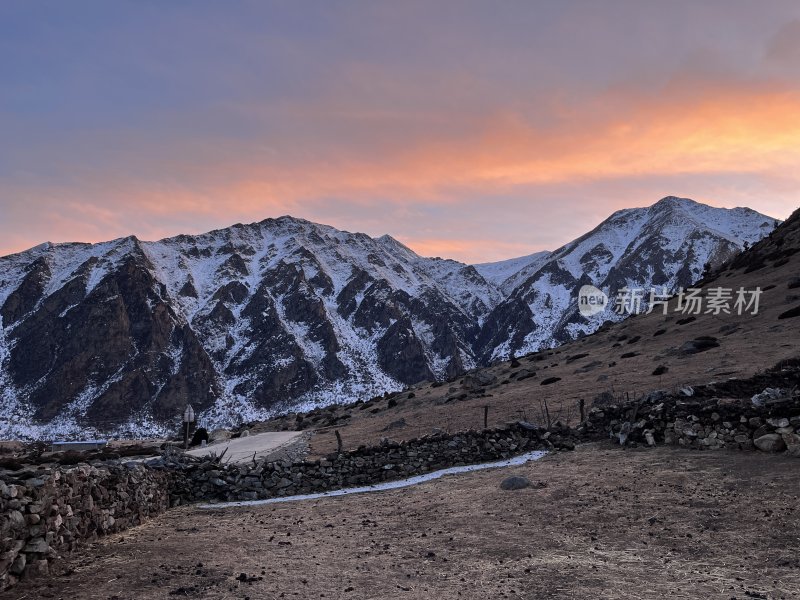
[{"xmin": 0, "ymin": 197, "xmax": 780, "ymax": 438}]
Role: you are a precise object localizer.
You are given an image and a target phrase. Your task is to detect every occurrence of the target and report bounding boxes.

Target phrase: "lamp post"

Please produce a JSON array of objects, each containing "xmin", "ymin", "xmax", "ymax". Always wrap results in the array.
[{"xmin": 183, "ymin": 404, "xmax": 195, "ymax": 449}]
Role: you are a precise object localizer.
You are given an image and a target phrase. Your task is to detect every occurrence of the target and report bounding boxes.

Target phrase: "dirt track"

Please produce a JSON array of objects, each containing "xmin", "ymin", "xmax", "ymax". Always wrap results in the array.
[
  {"xmin": 4, "ymin": 444, "xmax": 798, "ymax": 600},
  {"xmin": 185, "ymin": 431, "xmax": 303, "ymax": 464}
]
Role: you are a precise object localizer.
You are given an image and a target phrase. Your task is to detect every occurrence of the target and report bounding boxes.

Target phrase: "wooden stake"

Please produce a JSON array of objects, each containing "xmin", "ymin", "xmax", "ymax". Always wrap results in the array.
[
  {"xmin": 335, "ymin": 429, "xmax": 343, "ymax": 455},
  {"xmin": 483, "ymin": 405, "xmax": 489, "ymax": 429}
]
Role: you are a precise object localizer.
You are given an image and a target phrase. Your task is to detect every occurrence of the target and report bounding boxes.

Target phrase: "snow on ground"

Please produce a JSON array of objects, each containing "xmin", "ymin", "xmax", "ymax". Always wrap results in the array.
[{"xmin": 198, "ymin": 450, "xmax": 549, "ymax": 508}]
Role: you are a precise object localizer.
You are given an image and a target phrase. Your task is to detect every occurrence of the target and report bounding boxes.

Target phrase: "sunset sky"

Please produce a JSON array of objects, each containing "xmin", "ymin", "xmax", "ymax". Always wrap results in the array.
[{"xmin": 2, "ymin": 1, "xmax": 800, "ymax": 262}]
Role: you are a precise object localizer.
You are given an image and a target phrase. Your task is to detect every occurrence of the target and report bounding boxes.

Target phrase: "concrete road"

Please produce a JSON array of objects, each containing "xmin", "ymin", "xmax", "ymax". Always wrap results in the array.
[{"xmin": 185, "ymin": 431, "xmax": 302, "ymax": 464}]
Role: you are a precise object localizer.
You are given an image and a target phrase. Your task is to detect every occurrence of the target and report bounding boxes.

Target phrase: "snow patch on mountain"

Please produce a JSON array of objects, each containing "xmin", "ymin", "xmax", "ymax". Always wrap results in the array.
[{"xmin": 474, "ymin": 251, "xmax": 550, "ymax": 291}]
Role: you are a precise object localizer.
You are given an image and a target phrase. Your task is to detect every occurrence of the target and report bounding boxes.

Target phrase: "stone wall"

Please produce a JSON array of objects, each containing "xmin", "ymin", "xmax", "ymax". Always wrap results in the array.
[
  {"xmin": 0, "ymin": 462, "xmax": 172, "ymax": 589},
  {"xmin": 582, "ymin": 390, "xmax": 800, "ymax": 457},
  {"xmin": 169, "ymin": 423, "xmax": 573, "ymax": 504}
]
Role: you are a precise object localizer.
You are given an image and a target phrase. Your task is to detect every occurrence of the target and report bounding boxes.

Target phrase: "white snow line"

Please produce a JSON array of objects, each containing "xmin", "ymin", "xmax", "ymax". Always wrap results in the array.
[{"xmin": 198, "ymin": 449, "xmax": 548, "ymax": 509}]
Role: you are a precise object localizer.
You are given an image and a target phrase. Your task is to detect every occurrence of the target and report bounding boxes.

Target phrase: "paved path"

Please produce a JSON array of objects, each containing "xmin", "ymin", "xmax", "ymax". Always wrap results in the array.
[{"xmin": 185, "ymin": 431, "xmax": 302, "ymax": 464}]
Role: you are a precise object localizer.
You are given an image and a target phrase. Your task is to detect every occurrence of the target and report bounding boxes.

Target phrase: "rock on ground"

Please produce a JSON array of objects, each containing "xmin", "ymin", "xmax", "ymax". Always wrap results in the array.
[
  {"xmin": 754, "ymin": 433, "xmax": 786, "ymax": 453},
  {"xmin": 500, "ymin": 476, "xmax": 531, "ymax": 490}
]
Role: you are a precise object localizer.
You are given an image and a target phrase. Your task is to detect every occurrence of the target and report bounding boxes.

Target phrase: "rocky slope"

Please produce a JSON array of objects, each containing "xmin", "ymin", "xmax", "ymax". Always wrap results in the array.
[{"xmin": 0, "ymin": 197, "xmax": 778, "ymax": 437}]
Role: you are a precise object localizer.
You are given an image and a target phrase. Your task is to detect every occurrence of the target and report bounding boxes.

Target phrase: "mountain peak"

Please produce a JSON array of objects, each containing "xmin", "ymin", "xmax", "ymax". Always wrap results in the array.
[
  {"xmin": 653, "ymin": 195, "xmax": 696, "ymax": 207},
  {"xmin": 374, "ymin": 234, "xmax": 416, "ymax": 256},
  {"xmin": 648, "ymin": 196, "xmax": 710, "ymax": 218}
]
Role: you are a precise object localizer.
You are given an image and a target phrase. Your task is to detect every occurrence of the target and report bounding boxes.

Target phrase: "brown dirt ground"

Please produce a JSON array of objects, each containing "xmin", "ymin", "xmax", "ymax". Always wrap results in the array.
[{"xmin": 5, "ymin": 444, "xmax": 799, "ymax": 600}]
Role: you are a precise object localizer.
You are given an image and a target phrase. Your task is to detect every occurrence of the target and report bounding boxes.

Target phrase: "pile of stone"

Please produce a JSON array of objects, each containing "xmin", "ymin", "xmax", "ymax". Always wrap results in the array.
[
  {"xmin": 666, "ymin": 414, "xmax": 800, "ymax": 455},
  {"xmin": 0, "ymin": 462, "xmax": 171, "ymax": 589},
  {"xmin": 582, "ymin": 388, "xmax": 800, "ymax": 457}
]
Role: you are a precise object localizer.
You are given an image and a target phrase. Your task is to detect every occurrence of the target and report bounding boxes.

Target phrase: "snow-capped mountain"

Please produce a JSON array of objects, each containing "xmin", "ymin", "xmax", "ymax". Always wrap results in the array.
[
  {"xmin": 476, "ymin": 196, "xmax": 779, "ymax": 361},
  {"xmin": 0, "ymin": 217, "xmax": 500, "ymax": 439},
  {"xmin": 0, "ymin": 197, "xmax": 779, "ymax": 437}
]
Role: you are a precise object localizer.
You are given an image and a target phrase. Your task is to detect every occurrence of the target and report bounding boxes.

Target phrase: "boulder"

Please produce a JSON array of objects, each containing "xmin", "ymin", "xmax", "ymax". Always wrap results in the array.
[
  {"xmin": 678, "ymin": 337, "xmax": 719, "ymax": 355},
  {"xmin": 22, "ymin": 538, "xmax": 49, "ymax": 554},
  {"xmin": 754, "ymin": 434, "xmax": 786, "ymax": 453},
  {"xmin": 500, "ymin": 476, "xmax": 531, "ymax": 490},
  {"xmin": 382, "ymin": 418, "xmax": 407, "ymax": 432},
  {"xmin": 209, "ymin": 429, "xmax": 232, "ymax": 443},
  {"xmin": 23, "ymin": 559, "xmax": 49, "ymax": 579},
  {"xmin": 781, "ymin": 433, "xmax": 800, "ymax": 458},
  {"xmin": 463, "ymin": 372, "xmax": 497, "ymax": 389},
  {"xmin": 7, "ymin": 510, "xmax": 25, "ymax": 531},
  {"xmin": 9, "ymin": 554, "xmax": 25, "ymax": 576},
  {"xmin": 751, "ymin": 387, "xmax": 785, "ymax": 407},
  {"xmin": 752, "ymin": 425, "xmax": 773, "ymax": 439}
]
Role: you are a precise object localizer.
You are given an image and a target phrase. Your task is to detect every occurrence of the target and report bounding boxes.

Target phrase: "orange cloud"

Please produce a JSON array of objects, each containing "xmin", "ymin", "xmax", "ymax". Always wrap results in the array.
[
  {"xmin": 190, "ymin": 85, "xmax": 800, "ymax": 208},
  {"xmin": 2, "ymin": 84, "xmax": 798, "ymax": 260}
]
